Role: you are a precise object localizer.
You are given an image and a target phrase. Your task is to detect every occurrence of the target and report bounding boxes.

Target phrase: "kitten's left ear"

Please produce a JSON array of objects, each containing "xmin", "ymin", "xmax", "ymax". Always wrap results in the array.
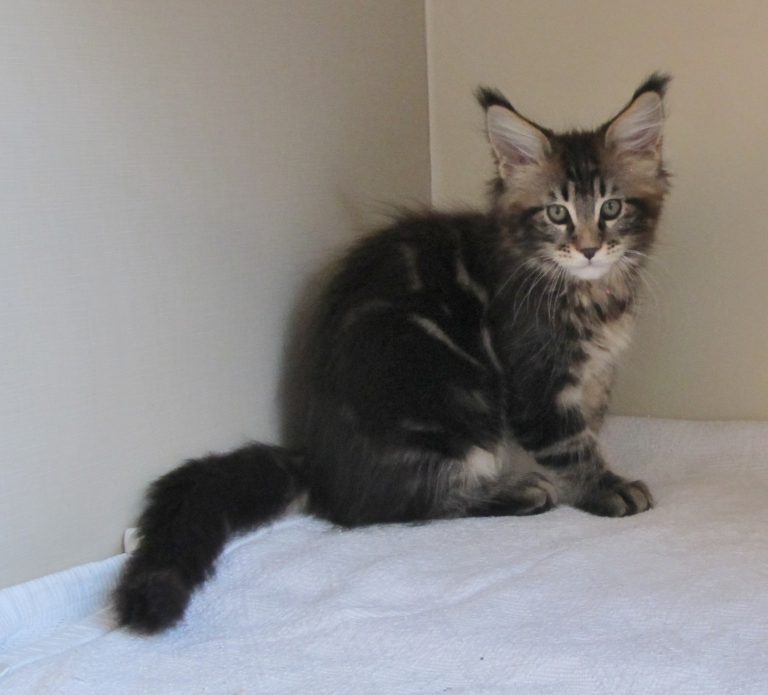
[{"xmin": 605, "ymin": 73, "xmax": 670, "ymax": 158}]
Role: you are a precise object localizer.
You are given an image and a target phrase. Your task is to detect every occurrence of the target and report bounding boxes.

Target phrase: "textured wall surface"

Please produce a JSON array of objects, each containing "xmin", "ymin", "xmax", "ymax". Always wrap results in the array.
[
  {"xmin": 427, "ymin": 0, "xmax": 768, "ymax": 421},
  {"xmin": 0, "ymin": 0, "xmax": 430, "ymax": 587}
]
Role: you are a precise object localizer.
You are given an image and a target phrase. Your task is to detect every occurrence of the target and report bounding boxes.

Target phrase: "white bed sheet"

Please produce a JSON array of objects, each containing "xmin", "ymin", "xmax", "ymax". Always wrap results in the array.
[{"xmin": 1, "ymin": 416, "xmax": 767, "ymax": 694}]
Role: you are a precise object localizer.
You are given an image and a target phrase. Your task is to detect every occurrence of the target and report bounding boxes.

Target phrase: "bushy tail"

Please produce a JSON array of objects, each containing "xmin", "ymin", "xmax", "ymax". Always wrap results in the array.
[{"xmin": 114, "ymin": 443, "xmax": 305, "ymax": 634}]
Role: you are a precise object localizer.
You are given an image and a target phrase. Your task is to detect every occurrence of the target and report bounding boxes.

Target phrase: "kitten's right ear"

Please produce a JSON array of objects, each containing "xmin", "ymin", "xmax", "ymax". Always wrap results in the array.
[
  {"xmin": 605, "ymin": 73, "xmax": 670, "ymax": 159},
  {"xmin": 477, "ymin": 86, "xmax": 550, "ymax": 179}
]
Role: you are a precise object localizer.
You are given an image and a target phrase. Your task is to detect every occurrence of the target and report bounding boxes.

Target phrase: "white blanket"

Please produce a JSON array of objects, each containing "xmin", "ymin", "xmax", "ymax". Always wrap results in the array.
[{"xmin": 1, "ymin": 417, "xmax": 767, "ymax": 694}]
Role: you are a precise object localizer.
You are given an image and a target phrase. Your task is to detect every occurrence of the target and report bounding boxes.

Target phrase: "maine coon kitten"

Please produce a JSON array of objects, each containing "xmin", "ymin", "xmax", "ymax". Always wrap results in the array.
[{"xmin": 115, "ymin": 75, "xmax": 670, "ymax": 633}]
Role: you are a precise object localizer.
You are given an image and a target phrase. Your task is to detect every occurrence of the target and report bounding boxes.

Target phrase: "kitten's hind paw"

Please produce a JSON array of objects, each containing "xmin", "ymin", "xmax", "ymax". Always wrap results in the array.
[
  {"xmin": 113, "ymin": 566, "xmax": 190, "ymax": 634},
  {"xmin": 578, "ymin": 473, "xmax": 653, "ymax": 517},
  {"xmin": 470, "ymin": 473, "xmax": 558, "ymax": 517},
  {"xmin": 512, "ymin": 473, "xmax": 559, "ymax": 515}
]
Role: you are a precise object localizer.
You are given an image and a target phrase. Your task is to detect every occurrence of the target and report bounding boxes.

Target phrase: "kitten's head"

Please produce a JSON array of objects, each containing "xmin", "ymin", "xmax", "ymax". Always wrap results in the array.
[{"xmin": 479, "ymin": 75, "xmax": 670, "ymax": 282}]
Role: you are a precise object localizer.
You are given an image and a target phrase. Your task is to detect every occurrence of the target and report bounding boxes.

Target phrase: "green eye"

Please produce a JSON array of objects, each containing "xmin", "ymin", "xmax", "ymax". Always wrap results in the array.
[
  {"xmin": 546, "ymin": 204, "xmax": 570, "ymax": 224},
  {"xmin": 600, "ymin": 198, "xmax": 622, "ymax": 220}
]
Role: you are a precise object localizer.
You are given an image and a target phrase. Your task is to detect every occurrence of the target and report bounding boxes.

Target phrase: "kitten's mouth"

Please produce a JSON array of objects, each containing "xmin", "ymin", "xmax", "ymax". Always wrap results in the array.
[{"xmin": 566, "ymin": 261, "xmax": 612, "ymax": 281}]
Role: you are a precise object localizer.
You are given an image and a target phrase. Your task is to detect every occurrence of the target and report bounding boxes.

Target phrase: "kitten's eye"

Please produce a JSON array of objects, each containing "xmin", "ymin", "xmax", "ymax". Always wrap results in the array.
[
  {"xmin": 600, "ymin": 198, "xmax": 622, "ymax": 220},
  {"xmin": 546, "ymin": 204, "xmax": 570, "ymax": 225}
]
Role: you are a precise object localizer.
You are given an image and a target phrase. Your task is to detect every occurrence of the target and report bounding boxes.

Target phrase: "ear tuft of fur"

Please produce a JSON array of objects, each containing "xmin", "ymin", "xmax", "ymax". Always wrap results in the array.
[
  {"xmin": 475, "ymin": 86, "xmax": 514, "ymax": 112},
  {"xmin": 632, "ymin": 72, "xmax": 671, "ymax": 100}
]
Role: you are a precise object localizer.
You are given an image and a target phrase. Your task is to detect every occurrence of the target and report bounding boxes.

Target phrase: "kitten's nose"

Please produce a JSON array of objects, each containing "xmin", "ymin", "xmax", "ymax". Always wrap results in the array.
[{"xmin": 580, "ymin": 247, "xmax": 599, "ymax": 260}]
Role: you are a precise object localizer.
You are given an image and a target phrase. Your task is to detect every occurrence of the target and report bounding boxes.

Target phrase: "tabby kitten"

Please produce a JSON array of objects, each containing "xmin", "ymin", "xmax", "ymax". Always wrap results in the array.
[{"xmin": 115, "ymin": 75, "xmax": 670, "ymax": 633}]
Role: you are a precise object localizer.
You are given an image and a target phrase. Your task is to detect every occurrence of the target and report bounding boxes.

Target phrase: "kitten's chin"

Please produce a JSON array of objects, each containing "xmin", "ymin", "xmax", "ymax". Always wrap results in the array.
[{"xmin": 566, "ymin": 263, "xmax": 612, "ymax": 281}]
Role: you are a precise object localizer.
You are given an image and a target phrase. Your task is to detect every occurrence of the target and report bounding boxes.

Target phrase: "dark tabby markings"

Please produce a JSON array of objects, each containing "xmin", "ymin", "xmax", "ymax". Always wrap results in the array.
[
  {"xmin": 451, "ymin": 386, "xmax": 493, "ymax": 413},
  {"xmin": 537, "ymin": 445, "xmax": 592, "ymax": 470},
  {"xmin": 341, "ymin": 299, "xmax": 391, "ymax": 331},
  {"xmin": 399, "ymin": 419, "xmax": 445, "ymax": 433},
  {"xmin": 408, "ymin": 314, "xmax": 484, "ymax": 369},
  {"xmin": 533, "ymin": 430, "xmax": 591, "ymax": 458},
  {"xmin": 455, "ymin": 248, "xmax": 489, "ymax": 306},
  {"xmin": 481, "ymin": 328, "xmax": 502, "ymax": 372},
  {"xmin": 399, "ymin": 243, "xmax": 423, "ymax": 292}
]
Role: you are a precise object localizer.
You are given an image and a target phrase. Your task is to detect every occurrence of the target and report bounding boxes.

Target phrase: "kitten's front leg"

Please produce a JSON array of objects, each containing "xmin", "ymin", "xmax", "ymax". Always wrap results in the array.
[
  {"xmin": 529, "ymin": 424, "xmax": 653, "ymax": 517},
  {"xmin": 574, "ymin": 468, "xmax": 653, "ymax": 517}
]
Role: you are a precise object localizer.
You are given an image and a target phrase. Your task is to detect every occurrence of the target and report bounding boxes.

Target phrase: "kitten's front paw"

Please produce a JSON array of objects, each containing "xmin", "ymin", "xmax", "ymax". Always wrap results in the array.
[{"xmin": 578, "ymin": 473, "xmax": 653, "ymax": 517}]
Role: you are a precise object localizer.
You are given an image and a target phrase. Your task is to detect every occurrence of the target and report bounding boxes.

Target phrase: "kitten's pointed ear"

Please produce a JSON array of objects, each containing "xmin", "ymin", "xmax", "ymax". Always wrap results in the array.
[
  {"xmin": 605, "ymin": 74, "xmax": 670, "ymax": 158},
  {"xmin": 477, "ymin": 87, "xmax": 550, "ymax": 179}
]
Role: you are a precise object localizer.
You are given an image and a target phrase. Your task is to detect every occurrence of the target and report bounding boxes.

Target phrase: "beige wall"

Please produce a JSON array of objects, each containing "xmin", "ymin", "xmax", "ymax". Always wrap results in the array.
[
  {"xmin": 0, "ymin": 1, "xmax": 430, "ymax": 588},
  {"xmin": 427, "ymin": 0, "xmax": 768, "ymax": 421}
]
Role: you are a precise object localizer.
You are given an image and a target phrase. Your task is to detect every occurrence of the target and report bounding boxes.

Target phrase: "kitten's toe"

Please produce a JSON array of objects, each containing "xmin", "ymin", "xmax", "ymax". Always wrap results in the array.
[{"xmin": 578, "ymin": 474, "xmax": 653, "ymax": 517}]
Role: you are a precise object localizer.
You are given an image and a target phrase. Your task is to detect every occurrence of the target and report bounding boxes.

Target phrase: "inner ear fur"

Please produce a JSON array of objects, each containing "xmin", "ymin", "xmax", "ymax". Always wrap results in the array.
[{"xmin": 605, "ymin": 74, "xmax": 670, "ymax": 157}]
